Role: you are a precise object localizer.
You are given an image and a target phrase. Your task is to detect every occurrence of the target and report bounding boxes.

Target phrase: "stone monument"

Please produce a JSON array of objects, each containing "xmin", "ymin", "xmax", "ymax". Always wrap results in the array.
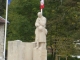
[
  {"xmin": 8, "ymin": 40, "xmax": 35, "ymax": 60},
  {"xmin": 8, "ymin": 12, "xmax": 47, "ymax": 60},
  {"xmin": 33, "ymin": 12, "xmax": 47, "ymax": 60},
  {"xmin": 35, "ymin": 12, "xmax": 47, "ymax": 49}
]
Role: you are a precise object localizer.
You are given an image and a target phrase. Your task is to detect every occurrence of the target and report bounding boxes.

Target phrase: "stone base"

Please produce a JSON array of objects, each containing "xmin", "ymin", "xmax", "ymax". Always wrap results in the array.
[
  {"xmin": 8, "ymin": 41, "xmax": 47, "ymax": 60},
  {"xmin": 33, "ymin": 48, "xmax": 47, "ymax": 60},
  {"xmin": 8, "ymin": 40, "xmax": 35, "ymax": 60}
]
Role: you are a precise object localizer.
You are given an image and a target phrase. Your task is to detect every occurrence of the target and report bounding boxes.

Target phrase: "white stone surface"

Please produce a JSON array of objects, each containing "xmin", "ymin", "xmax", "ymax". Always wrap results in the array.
[
  {"xmin": 23, "ymin": 42, "xmax": 35, "ymax": 60},
  {"xmin": 33, "ymin": 48, "xmax": 47, "ymax": 60},
  {"xmin": 33, "ymin": 12, "xmax": 47, "ymax": 60},
  {"xmin": 0, "ymin": 57, "xmax": 4, "ymax": 60},
  {"xmin": 35, "ymin": 12, "xmax": 47, "ymax": 49},
  {"xmin": 8, "ymin": 40, "xmax": 47, "ymax": 60},
  {"xmin": 8, "ymin": 40, "xmax": 35, "ymax": 60},
  {"xmin": 0, "ymin": 24, "xmax": 4, "ymax": 57},
  {"xmin": 8, "ymin": 40, "xmax": 23, "ymax": 60}
]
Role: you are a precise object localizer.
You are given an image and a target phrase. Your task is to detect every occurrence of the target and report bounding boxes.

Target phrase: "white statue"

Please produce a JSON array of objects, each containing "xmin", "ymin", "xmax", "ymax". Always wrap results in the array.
[{"xmin": 35, "ymin": 12, "xmax": 47, "ymax": 49}]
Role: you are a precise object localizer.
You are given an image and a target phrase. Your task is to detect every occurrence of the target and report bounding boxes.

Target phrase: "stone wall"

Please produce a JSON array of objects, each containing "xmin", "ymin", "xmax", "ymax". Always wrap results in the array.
[
  {"xmin": 8, "ymin": 40, "xmax": 35, "ymax": 60},
  {"xmin": 8, "ymin": 40, "xmax": 47, "ymax": 60},
  {"xmin": 0, "ymin": 24, "xmax": 4, "ymax": 57}
]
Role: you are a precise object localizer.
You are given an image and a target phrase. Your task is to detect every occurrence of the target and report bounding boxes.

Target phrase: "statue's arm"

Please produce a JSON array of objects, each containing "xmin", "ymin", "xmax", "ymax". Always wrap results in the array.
[
  {"xmin": 35, "ymin": 18, "xmax": 40, "ymax": 27},
  {"xmin": 40, "ymin": 17, "xmax": 46, "ymax": 27}
]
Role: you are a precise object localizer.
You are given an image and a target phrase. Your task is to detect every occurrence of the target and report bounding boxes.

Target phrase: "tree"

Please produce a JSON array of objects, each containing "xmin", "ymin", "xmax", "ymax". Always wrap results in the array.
[
  {"xmin": 0, "ymin": 0, "xmax": 6, "ymax": 16},
  {"xmin": 45, "ymin": 0, "xmax": 80, "ymax": 60},
  {"xmin": 7, "ymin": 0, "xmax": 40, "ymax": 42}
]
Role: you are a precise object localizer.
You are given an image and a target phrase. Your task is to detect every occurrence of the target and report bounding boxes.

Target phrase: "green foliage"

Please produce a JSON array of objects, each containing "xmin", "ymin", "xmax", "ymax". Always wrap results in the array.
[
  {"xmin": 45, "ymin": 0, "xmax": 80, "ymax": 57},
  {"xmin": 7, "ymin": 0, "xmax": 40, "ymax": 42},
  {"xmin": 47, "ymin": 54, "xmax": 80, "ymax": 60},
  {"xmin": 0, "ymin": 0, "xmax": 6, "ymax": 16},
  {"xmin": 47, "ymin": 54, "xmax": 54, "ymax": 60}
]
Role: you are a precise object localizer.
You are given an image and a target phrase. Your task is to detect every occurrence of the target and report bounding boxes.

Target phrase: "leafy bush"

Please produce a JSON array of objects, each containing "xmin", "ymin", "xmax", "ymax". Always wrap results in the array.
[{"xmin": 47, "ymin": 54, "xmax": 80, "ymax": 60}]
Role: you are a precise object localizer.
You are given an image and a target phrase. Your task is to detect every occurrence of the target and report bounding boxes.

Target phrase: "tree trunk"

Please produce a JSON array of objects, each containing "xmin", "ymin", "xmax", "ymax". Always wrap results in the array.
[
  {"xmin": 50, "ymin": 46, "xmax": 53, "ymax": 57},
  {"xmin": 53, "ymin": 52, "xmax": 56, "ymax": 60},
  {"xmin": 59, "ymin": 56, "xmax": 60, "ymax": 60},
  {"xmin": 66, "ymin": 56, "xmax": 67, "ymax": 60},
  {"xmin": 55, "ymin": 55, "xmax": 58, "ymax": 60}
]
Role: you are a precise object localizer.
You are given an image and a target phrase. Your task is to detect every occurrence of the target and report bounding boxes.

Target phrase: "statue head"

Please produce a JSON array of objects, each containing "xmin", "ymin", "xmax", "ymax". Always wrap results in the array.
[{"xmin": 37, "ymin": 12, "xmax": 42, "ymax": 18}]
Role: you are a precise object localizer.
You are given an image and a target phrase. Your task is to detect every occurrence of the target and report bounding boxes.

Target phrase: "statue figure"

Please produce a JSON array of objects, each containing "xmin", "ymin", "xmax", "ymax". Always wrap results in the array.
[{"xmin": 35, "ymin": 12, "xmax": 47, "ymax": 49}]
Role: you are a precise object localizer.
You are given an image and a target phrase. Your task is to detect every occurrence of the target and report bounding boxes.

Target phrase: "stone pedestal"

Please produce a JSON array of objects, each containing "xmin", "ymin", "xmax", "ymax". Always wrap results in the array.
[
  {"xmin": 8, "ymin": 40, "xmax": 35, "ymax": 60},
  {"xmin": 8, "ymin": 40, "xmax": 23, "ymax": 60},
  {"xmin": 33, "ymin": 48, "xmax": 47, "ymax": 60},
  {"xmin": 23, "ymin": 42, "xmax": 35, "ymax": 60},
  {"xmin": 8, "ymin": 40, "xmax": 47, "ymax": 60}
]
